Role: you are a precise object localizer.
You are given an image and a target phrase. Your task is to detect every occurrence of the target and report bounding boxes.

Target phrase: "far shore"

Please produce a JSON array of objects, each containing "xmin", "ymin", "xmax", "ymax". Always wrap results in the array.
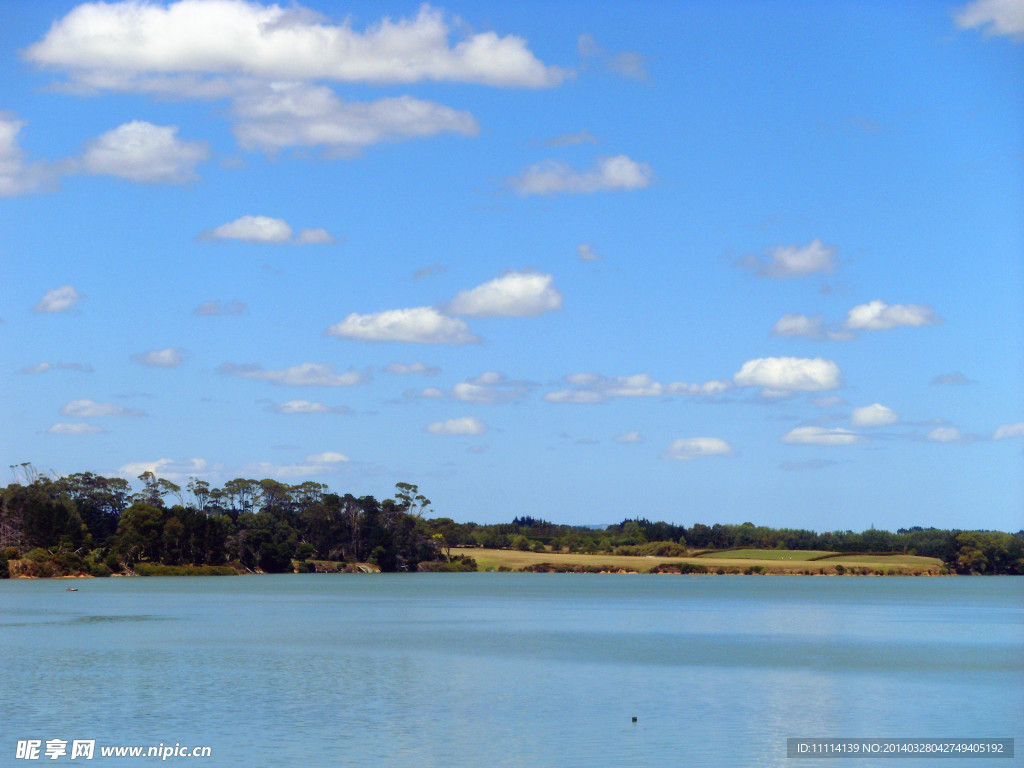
[{"xmin": 1, "ymin": 547, "xmax": 958, "ymax": 578}]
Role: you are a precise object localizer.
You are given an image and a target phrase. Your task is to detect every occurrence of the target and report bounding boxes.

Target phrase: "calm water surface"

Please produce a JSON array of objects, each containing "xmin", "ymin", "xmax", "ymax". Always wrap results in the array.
[{"xmin": 1, "ymin": 575, "xmax": 1021, "ymax": 767}]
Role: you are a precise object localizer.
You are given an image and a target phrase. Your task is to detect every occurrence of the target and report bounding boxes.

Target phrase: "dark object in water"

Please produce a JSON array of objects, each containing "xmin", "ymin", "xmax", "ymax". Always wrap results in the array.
[
  {"xmin": 65, "ymin": 587, "xmax": 78, "ymax": 592},
  {"xmin": 632, "ymin": 716, "xmax": 637, "ymax": 722}
]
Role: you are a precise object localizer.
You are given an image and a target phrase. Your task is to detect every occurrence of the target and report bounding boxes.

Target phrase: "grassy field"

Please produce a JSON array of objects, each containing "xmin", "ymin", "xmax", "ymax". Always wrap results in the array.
[
  {"xmin": 694, "ymin": 549, "xmax": 834, "ymax": 560},
  {"xmin": 452, "ymin": 547, "xmax": 945, "ymax": 575}
]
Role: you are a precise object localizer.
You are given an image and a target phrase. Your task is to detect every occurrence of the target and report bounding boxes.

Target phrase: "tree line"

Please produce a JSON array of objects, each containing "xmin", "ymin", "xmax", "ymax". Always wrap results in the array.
[{"xmin": 1, "ymin": 465, "xmax": 1021, "ymax": 577}]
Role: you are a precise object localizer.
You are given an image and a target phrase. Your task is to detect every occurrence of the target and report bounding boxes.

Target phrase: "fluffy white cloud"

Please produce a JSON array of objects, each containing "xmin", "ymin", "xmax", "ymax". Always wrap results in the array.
[
  {"xmin": 451, "ymin": 372, "xmax": 529, "ymax": 403},
  {"xmin": 327, "ymin": 307, "xmax": 478, "ymax": 344},
  {"xmin": 76, "ymin": 121, "xmax": 208, "ymax": 183},
  {"xmin": 120, "ymin": 457, "xmax": 211, "ymax": 483},
  {"xmin": 46, "ymin": 423, "xmax": 106, "ymax": 435},
  {"xmin": 426, "ymin": 416, "xmax": 488, "ymax": 435},
  {"xmin": 233, "ymin": 85, "xmax": 478, "ymax": 153},
  {"xmin": 577, "ymin": 243, "xmax": 601, "ymax": 262},
  {"xmin": 205, "ymin": 215, "xmax": 293, "ymax": 243},
  {"xmin": 33, "ymin": 285, "xmax": 84, "ymax": 313},
  {"xmin": 385, "ymin": 362, "xmax": 440, "ymax": 376},
  {"xmin": 927, "ymin": 427, "xmax": 962, "ymax": 443},
  {"xmin": 24, "ymin": 2, "xmax": 565, "ymax": 89},
  {"xmin": 544, "ymin": 389, "xmax": 605, "ymax": 404},
  {"xmin": 0, "ymin": 114, "xmax": 51, "ymax": 196},
  {"xmin": 955, "ymin": 0, "xmax": 1024, "ymax": 39},
  {"xmin": 734, "ymin": 357, "xmax": 841, "ymax": 393},
  {"xmin": 845, "ymin": 300, "xmax": 942, "ymax": 331},
  {"xmin": 614, "ymin": 430, "xmax": 644, "ymax": 443},
  {"xmin": 194, "ymin": 300, "xmax": 247, "ymax": 316},
  {"xmin": 545, "ymin": 372, "xmax": 730, "ymax": 403},
  {"xmin": 132, "ymin": 347, "xmax": 184, "ymax": 368},
  {"xmin": 243, "ymin": 452, "xmax": 350, "ymax": 479},
  {"xmin": 993, "ymin": 422, "xmax": 1024, "ymax": 439},
  {"xmin": 661, "ymin": 437, "xmax": 732, "ymax": 460},
  {"xmin": 771, "ymin": 313, "xmax": 826, "ymax": 339},
  {"xmin": 509, "ymin": 155, "xmax": 653, "ymax": 196},
  {"xmin": 782, "ymin": 427, "xmax": 863, "ymax": 446},
  {"xmin": 742, "ymin": 239, "xmax": 837, "ymax": 278},
  {"xmin": 218, "ymin": 362, "xmax": 366, "ymax": 387},
  {"xmin": 295, "ymin": 228, "xmax": 335, "ymax": 245},
  {"xmin": 269, "ymin": 400, "xmax": 350, "ymax": 415},
  {"xmin": 447, "ymin": 271, "xmax": 562, "ymax": 317},
  {"xmin": 60, "ymin": 399, "xmax": 144, "ymax": 418},
  {"xmin": 851, "ymin": 403, "xmax": 899, "ymax": 427},
  {"xmin": 770, "ymin": 313, "xmax": 853, "ymax": 341}
]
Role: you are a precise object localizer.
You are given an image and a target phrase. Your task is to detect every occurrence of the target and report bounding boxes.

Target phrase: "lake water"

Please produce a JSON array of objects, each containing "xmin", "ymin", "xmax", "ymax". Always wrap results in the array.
[{"xmin": 1, "ymin": 574, "xmax": 1021, "ymax": 767}]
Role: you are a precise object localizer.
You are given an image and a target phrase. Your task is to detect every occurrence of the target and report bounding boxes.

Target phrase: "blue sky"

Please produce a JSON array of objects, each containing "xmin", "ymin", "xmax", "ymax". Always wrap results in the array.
[{"xmin": 2, "ymin": 0, "xmax": 1022, "ymax": 530}]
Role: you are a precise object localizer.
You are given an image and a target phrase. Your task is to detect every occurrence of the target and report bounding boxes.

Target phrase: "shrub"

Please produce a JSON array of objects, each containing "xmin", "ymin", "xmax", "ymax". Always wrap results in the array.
[
  {"xmin": 87, "ymin": 560, "xmax": 112, "ymax": 578},
  {"xmin": 0, "ymin": 555, "xmax": 8, "ymax": 579},
  {"xmin": 744, "ymin": 565, "xmax": 765, "ymax": 575},
  {"xmin": 294, "ymin": 560, "xmax": 315, "ymax": 574},
  {"xmin": 834, "ymin": 564, "xmax": 846, "ymax": 575}
]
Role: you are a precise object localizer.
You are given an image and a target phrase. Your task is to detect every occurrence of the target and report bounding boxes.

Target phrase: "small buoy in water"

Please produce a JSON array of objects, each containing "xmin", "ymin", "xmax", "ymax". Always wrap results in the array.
[{"xmin": 632, "ymin": 716, "xmax": 637, "ymax": 723}]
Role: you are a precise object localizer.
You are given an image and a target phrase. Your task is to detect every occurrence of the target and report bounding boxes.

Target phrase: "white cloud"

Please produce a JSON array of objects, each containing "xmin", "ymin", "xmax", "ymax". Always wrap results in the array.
[
  {"xmin": 607, "ymin": 51, "xmax": 648, "ymax": 80},
  {"xmin": 447, "ymin": 271, "xmax": 562, "ymax": 317},
  {"xmin": 205, "ymin": 215, "xmax": 293, "ymax": 243},
  {"xmin": 120, "ymin": 457, "xmax": 211, "ymax": 483},
  {"xmin": 509, "ymin": 155, "xmax": 653, "ymax": 196},
  {"xmin": 20, "ymin": 362, "xmax": 54, "ymax": 375},
  {"xmin": 615, "ymin": 430, "xmax": 644, "ymax": 443},
  {"xmin": 194, "ymin": 300, "xmax": 247, "ymax": 316},
  {"xmin": 662, "ymin": 437, "xmax": 733, "ymax": 460},
  {"xmin": 385, "ymin": 362, "xmax": 440, "ymax": 376},
  {"xmin": 845, "ymin": 300, "xmax": 942, "ymax": 331},
  {"xmin": 545, "ymin": 372, "xmax": 730, "ymax": 403},
  {"xmin": 451, "ymin": 372, "xmax": 529, "ymax": 403},
  {"xmin": 993, "ymin": 422, "xmax": 1024, "ymax": 439},
  {"xmin": 33, "ymin": 285, "xmax": 84, "ymax": 313},
  {"xmin": 24, "ymin": 2, "xmax": 565, "ymax": 89},
  {"xmin": 46, "ymin": 423, "xmax": 106, "ymax": 435},
  {"xmin": 218, "ymin": 362, "xmax": 366, "ymax": 387},
  {"xmin": 782, "ymin": 427, "xmax": 864, "ymax": 446},
  {"xmin": 233, "ymin": 85, "xmax": 478, "ymax": 153},
  {"xmin": 543, "ymin": 129, "xmax": 597, "ymax": 147},
  {"xmin": 295, "ymin": 227, "xmax": 335, "ymax": 245},
  {"xmin": 132, "ymin": 347, "xmax": 184, "ymax": 368},
  {"xmin": 0, "ymin": 114, "xmax": 52, "ymax": 196},
  {"xmin": 60, "ymin": 399, "xmax": 144, "ymax": 418},
  {"xmin": 76, "ymin": 121, "xmax": 208, "ymax": 183},
  {"xmin": 327, "ymin": 306, "xmax": 478, "ymax": 344},
  {"xmin": 741, "ymin": 239, "xmax": 837, "ymax": 278},
  {"xmin": 18, "ymin": 362, "xmax": 93, "ymax": 375},
  {"xmin": 577, "ymin": 33, "xmax": 602, "ymax": 57},
  {"xmin": 269, "ymin": 400, "xmax": 350, "ymax": 415},
  {"xmin": 771, "ymin": 313, "xmax": 826, "ymax": 339},
  {"xmin": 927, "ymin": 426, "xmax": 962, "ymax": 443},
  {"xmin": 419, "ymin": 387, "xmax": 445, "ymax": 399},
  {"xmin": 771, "ymin": 313, "xmax": 855, "ymax": 341},
  {"xmin": 577, "ymin": 243, "xmax": 601, "ymax": 262},
  {"xmin": 955, "ymin": 0, "xmax": 1024, "ymax": 39},
  {"xmin": 734, "ymin": 357, "xmax": 841, "ymax": 393},
  {"xmin": 243, "ymin": 451, "xmax": 350, "ymax": 480},
  {"xmin": 851, "ymin": 403, "xmax": 899, "ymax": 427},
  {"xmin": 544, "ymin": 389, "xmax": 606, "ymax": 404},
  {"xmin": 426, "ymin": 416, "xmax": 488, "ymax": 435}
]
